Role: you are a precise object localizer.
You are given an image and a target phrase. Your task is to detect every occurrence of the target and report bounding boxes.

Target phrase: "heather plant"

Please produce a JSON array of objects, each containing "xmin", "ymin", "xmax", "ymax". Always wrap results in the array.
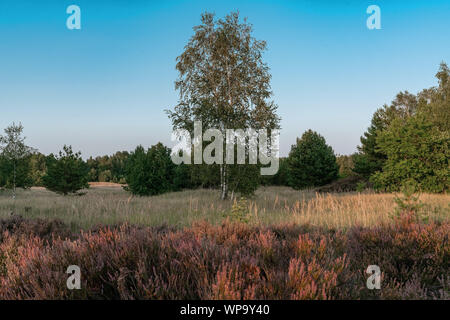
[
  {"xmin": 0, "ymin": 217, "xmax": 447, "ymax": 300},
  {"xmin": 0, "ymin": 215, "xmax": 72, "ymax": 243},
  {"xmin": 346, "ymin": 222, "xmax": 449, "ymax": 299}
]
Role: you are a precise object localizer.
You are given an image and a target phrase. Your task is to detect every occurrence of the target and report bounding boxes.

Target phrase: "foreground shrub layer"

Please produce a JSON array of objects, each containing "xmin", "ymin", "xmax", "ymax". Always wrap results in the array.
[{"xmin": 0, "ymin": 217, "xmax": 448, "ymax": 299}]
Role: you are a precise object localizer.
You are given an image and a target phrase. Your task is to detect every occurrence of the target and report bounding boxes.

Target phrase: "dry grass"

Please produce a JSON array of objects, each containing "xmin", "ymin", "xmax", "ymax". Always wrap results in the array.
[
  {"xmin": 88, "ymin": 182, "xmax": 124, "ymax": 188},
  {"xmin": 0, "ymin": 186, "xmax": 448, "ymax": 231}
]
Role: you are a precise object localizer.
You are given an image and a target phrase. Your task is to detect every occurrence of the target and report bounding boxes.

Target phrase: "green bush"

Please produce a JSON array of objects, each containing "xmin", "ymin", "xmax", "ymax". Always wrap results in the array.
[
  {"xmin": 228, "ymin": 164, "xmax": 261, "ymax": 197},
  {"xmin": 355, "ymin": 181, "xmax": 367, "ymax": 193},
  {"xmin": 0, "ymin": 156, "xmax": 33, "ymax": 190},
  {"xmin": 125, "ymin": 143, "xmax": 175, "ymax": 196},
  {"xmin": 371, "ymin": 115, "xmax": 449, "ymax": 193}
]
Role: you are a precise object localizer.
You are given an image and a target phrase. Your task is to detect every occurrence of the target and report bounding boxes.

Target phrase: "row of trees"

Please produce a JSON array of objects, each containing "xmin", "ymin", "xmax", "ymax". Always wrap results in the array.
[
  {"xmin": 0, "ymin": 127, "xmax": 188, "ymax": 196},
  {"xmin": 125, "ymin": 130, "xmax": 339, "ymax": 196},
  {"xmin": 0, "ymin": 121, "xmax": 338, "ymax": 197},
  {"xmin": 0, "ymin": 126, "xmax": 90, "ymax": 196},
  {"xmin": 3, "ymin": 88, "xmax": 446, "ymax": 196}
]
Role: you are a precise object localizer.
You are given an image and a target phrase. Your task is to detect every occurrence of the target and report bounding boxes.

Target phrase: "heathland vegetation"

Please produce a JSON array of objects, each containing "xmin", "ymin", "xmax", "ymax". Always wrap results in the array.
[
  {"xmin": 0, "ymin": 12, "xmax": 448, "ymax": 300},
  {"xmin": 0, "ymin": 198, "xmax": 448, "ymax": 299}
]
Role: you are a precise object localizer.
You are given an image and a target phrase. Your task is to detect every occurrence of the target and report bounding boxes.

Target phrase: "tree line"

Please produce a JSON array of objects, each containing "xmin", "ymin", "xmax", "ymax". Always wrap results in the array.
[{"xmin": 0, "ymin": 124, "xmax": 336, "ymax": 197}]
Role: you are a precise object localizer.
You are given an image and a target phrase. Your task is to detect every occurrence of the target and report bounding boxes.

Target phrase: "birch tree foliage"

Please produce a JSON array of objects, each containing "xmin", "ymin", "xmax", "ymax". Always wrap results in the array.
[
  {"xmin": 167, "ymin": 12, "xmax": 280, "ymax": 199},
  {"xmin": 0, "ymin": 123, "xmax": 35, "ymax": 198}
]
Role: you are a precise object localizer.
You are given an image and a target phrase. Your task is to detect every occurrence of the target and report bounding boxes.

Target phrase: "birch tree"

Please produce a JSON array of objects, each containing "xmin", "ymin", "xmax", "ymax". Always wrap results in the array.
[
  {"xmin": 167, "ymin": 12, "xmax": 280, "ymax": 199},
  {"xmin": 0, "ymin": 123, "xmax": 35, "ymax": 199}
]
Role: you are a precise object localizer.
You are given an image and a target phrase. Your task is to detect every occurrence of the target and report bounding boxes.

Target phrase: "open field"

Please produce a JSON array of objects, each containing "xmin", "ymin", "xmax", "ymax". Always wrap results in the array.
[
  {"xmin": 0, "ymin": 186, "xmax": 448, "ymax": 231},
  {"xmin": 1, "ymin": 186, "xmax": 448, "ymax": 300}
]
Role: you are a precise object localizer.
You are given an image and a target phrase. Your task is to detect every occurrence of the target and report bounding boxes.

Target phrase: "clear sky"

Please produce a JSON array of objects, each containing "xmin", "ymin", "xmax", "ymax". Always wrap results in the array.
[{"xmin": 1, "ymin": 0, "xmax": 449, "ymax": 158}]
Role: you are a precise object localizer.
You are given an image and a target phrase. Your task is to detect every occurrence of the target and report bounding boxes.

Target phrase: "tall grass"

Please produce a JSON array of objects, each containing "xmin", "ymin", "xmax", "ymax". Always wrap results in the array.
[{"xmin": 0, "ymin": 186, "xmax": 448, "ymax": 231}]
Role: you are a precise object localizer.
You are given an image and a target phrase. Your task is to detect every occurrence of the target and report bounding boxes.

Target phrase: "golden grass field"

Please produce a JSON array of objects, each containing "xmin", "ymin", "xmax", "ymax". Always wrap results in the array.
[{"xmin": 0, "ymin": 186, "xmax": 448, "ymax": 231}]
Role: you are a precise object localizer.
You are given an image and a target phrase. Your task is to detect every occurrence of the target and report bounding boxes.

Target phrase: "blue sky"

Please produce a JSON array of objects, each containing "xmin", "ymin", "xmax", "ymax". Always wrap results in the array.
[{"xmin": 1, "ymin": 0, "xmax": 449, "ymax": 158}]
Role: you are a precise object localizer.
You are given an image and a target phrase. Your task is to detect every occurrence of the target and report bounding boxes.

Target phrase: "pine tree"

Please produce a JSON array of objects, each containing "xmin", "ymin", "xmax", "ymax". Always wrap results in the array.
[
  {"xmin": 287, "ymin": 130, "xmax": 339, "ymax": 189},
  {"xmin": 43, "ymin": 145, "xmax": 89, "ymax": 195}
]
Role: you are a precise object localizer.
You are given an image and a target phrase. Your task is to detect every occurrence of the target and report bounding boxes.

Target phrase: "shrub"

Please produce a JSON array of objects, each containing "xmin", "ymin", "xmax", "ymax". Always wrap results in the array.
[
  {"xmin": 173, "ymin": 163, "xmax": 194, "ymax": 191},
  {"xmin": 355, "ymin": 181, "xmax": 367, "ymax": 193},
  {"xmin": 315, "ymin": 175, "xmax": 367, "ymax": 193},
  {"xmin": 227, "ymin": 164, "xmax": 261, "ymax": 197},
  {"xmin": 0, "ymin": 215, "xmax": 73, "ymax": 243},
  {"xmin": 226, "ymin": 197, "xmax": 250, "ymax": 223}
]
